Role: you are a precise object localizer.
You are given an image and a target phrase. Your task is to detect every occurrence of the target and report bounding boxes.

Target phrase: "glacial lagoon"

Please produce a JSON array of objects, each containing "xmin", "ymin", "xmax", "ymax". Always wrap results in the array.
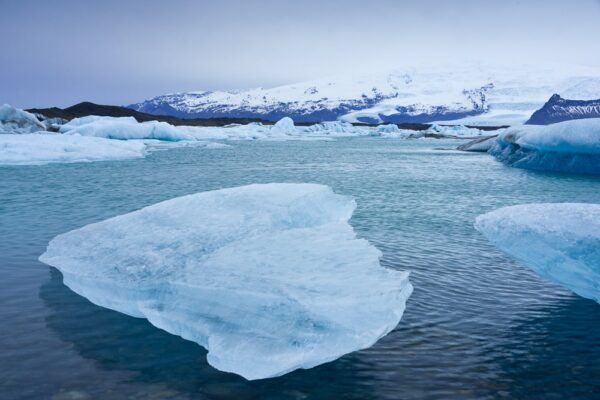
[{"xmin": 1, "ymin": 137, "xmax": 600, "ymax": 399}]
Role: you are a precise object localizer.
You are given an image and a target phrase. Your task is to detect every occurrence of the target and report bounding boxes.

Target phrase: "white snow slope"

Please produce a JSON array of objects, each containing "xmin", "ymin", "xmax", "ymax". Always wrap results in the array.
[
  {"xmin": 39, "ymin": 183, "xmax": 413, "ymax": 380},
  {"xmin": 128, "ymin": 64, "xmax": 600, "ymax": 125}
]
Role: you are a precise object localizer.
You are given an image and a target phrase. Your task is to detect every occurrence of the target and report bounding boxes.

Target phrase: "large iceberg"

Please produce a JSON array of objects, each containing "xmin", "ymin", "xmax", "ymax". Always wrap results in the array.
[
  {"xmin": 0, "ymin": 104, "xmax": 46, "ymax": 134},
  {"xmin": 60, "ymin": 116, "xmax": 197, "ymax": 141},
  {"xmin": 475, "ymin": 203, "xmax": 600, "ymax": 303},
  {"xmin": 39, "ymin": 183, "xmax": 413, "ymax": 380},
  {"xmin": 489, "ymin": 118, "xmax": 600, "ymax": 175},
  {"xmin": 0, "ymin": 134, "xmax": 146, "ymax": 165}
]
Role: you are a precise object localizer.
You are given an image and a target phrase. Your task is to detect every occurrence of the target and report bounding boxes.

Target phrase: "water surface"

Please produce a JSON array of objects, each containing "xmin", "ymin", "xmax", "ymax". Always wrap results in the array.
[{"xmin": 1, "ymin": 138, "xmax": 599, "ymax": 399}]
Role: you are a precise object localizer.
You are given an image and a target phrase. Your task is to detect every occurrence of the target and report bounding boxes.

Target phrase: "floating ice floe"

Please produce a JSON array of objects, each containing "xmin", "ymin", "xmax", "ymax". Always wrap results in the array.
[
  {"xmin": 425, "ymin": 123, "xmax": 484, "ymax": 137},
  {"xmin": 194, "ymin": 119, "xmax": 369, "ymax": 141},
  {"xmin": 0, "ymin": 104, "xmax": 47, "ymax": 134},
  {"xmin": 60, "ymin": 115, "xmax": 471, "ymax": 142},
  {"xmin": 475, "ymin": 203, "xmax": 600, "ymax": 303},
  {"xmin": 60, "ymin": 116, "xmax": 198, "ymax": 141},
  {"xmin": 0, "ymin": 134, "xmax": 147, "ymax": 165},
  {"xmin": 59, "ymin": 115, "xmax": 355, "ymax": 142},
  {"xmin": 489, "ymin": 119, "xmax": 600, "ymax": 174},
  {"xmin": 39, "ymin": 183, "xmax": 413, "ymax": 380}
]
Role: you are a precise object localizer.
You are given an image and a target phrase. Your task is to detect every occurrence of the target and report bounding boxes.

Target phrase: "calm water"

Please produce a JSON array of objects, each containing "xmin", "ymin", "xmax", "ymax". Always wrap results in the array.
[{"xmin": 1, "ymin": 138, "xmax": 599, "ymax": 400}]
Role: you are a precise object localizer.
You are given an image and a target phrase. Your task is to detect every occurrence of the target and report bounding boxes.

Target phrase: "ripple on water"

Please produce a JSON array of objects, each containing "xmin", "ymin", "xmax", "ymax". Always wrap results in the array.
[{"xmin": 1, "ymin": 138, "xmax": 599, "ymax": 399}]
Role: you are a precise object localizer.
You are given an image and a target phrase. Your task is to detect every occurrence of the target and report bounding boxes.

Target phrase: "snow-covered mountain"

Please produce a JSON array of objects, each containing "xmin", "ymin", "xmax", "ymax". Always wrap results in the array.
[
  {"xmin": 526, "ymin": 94, "xmax": 600, "ymax": 125},
  {"xmin": 128, "ymin": 65, "xmax": 600, "ymax": 125}
]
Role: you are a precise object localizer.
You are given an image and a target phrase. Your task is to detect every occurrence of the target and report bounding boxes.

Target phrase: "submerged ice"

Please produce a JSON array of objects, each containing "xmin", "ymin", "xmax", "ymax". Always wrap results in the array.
[
  {"xmin": 489, "ymin": 119, "xmax": 600, "ymax": 175},
  {"xmin": 475, "ymin": 203, "xmax": 600, "ymax": 303},
  {"xmin": 39, "ymin": 183, "xmax": 413, "ymax": 380}
]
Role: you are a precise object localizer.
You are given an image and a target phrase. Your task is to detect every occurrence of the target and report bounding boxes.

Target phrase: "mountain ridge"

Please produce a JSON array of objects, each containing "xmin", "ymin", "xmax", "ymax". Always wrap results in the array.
[
  {"xmin": 27, "ymin": 102, "xmax": 271, "ymax": 127},
  {"xmin": 126, "ymin": 66, "xmax": 600, "ymax": 125},
  {"xmin": 525, "ymin": 94, "xmax": 600, "ymax": 125},
  {"xmin": 26, "ymin": 101, "xmax": 508, "ymax": 131}
]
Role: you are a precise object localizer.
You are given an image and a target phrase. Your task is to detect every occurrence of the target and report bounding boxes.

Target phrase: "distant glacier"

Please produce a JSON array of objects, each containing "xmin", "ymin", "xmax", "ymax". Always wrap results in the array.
[{"xmin": 127, "ymin": 65, "xmax": 600, "ymax": 125}]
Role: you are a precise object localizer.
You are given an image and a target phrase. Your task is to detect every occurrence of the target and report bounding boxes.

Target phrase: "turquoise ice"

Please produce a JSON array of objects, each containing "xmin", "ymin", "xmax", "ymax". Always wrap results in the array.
[
  {"xmin": 39, "ymin": 183, "xmax": 412, "ymax": 380},
  {"xmin": 476, "ymin": 203, "xmax": 600, "ymax": 303}
]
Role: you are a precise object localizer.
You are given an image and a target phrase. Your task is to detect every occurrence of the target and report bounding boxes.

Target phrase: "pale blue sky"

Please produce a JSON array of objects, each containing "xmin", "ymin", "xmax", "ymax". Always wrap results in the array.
[{"xmin": 2, "ymin": 0, "xmax": 600, "ymax": 108}]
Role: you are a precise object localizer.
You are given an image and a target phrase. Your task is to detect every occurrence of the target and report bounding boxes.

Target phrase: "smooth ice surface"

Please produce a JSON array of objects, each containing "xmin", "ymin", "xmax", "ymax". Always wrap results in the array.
[
  {"xmin": 39, "ymin": 183, "xmax": 413, "ymax": 380},
  {"xmin": 0, "ymin": 104, "xmax": 46, "ymax": 134},
  {"xmin": 489, "ymin": 119, "xmax": 600, "ymax": 174},
  {"xmin": 475, "ymin": 203, "xmax": 600, "ymax": 303},
  {"xmin": 0, "ymin": 134, "xmax": 146, "ymax": 165}
]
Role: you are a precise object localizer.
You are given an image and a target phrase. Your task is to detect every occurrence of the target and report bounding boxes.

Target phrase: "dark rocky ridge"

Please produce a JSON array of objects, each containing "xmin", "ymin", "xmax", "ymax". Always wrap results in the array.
[
  {"xmin": 526, "ymin": 94, "xmax": 600, "ymax": 125},
  {"xmin": 27, "ymin": 102, "xmax": 269, "ymax": 127}
]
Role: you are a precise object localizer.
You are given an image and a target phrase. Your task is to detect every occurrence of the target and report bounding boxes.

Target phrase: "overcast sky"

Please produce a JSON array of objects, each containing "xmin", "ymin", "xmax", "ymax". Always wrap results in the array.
[{"xmin": 2, "ymin": 0, "xmax": 600, "ymax": 108}]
